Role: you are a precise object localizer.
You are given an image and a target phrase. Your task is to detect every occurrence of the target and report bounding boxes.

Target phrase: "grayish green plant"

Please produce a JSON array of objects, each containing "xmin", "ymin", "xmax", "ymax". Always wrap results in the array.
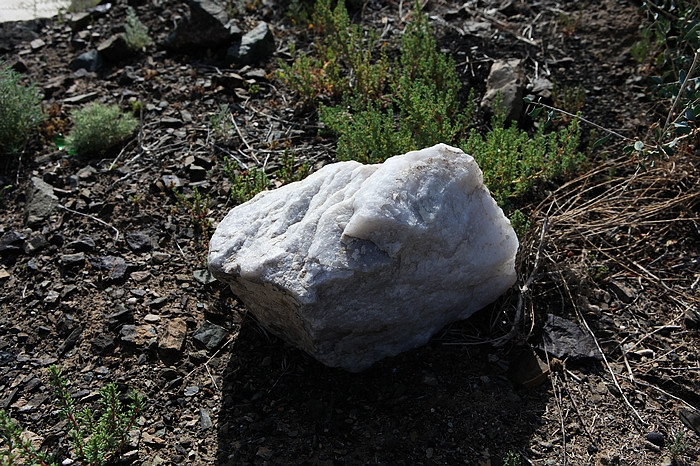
[
  {"xmin": 66, "ymin": 103, "xmax": 138, "ymax": 156},
  {"xmin": 0, "ymin": 60, "xmax": 45, "ymax": 159},
  {"xmin": 122, "ymin": 7, "xmax": 153, "ymax": 51}
]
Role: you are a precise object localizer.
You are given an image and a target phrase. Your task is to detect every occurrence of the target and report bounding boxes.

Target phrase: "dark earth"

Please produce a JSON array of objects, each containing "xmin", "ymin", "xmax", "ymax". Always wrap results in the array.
[{"xmin": 1, "ymin": 0, "xmax": 699, "ymax": 464}]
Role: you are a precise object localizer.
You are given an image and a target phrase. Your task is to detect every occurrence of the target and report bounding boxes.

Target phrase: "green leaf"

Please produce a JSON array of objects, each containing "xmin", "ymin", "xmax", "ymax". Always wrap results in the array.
[
  {"xmin": 527, "ymin": 106, "xmax": 543, "ymax": 119},
  {"xmin": 592, "ymin": 133, "xmax": 611, "ymax": 149}
]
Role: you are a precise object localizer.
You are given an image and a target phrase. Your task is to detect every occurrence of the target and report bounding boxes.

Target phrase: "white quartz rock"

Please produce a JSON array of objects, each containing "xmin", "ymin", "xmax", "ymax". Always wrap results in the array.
[{"xmin": 208, "ymin": 144, "xmax": 519, "ymax": 371}]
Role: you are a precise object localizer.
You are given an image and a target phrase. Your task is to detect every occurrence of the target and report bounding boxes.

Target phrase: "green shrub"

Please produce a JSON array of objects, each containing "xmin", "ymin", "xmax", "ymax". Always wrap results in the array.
[
  {"xmin": 0, "ymin": 366, "xmax": 144, "ymax": 466},
  {"xmin": 0, "ymin": 61, "xmax": 44, "ymax": 159},
  {"xmin": 312, "ymin": 1, "xmax": 474, "ymax": 163},
  {"xmin": 122, "ymin": 7, "xmax": 153, "ymax": 51},
  {"xmin": 66, "ymin": 103, "xmax": 138, "ymax": 156},
  {"xmin": 461, "ymin": 104, "xmax": 583, "ymax": 213}
]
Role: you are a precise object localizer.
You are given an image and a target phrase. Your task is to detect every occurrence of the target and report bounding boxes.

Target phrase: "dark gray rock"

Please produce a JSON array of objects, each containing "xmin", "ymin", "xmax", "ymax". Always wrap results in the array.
[
  {"xmin": 540, "ymin": 314, "xmax": 602, "ymax": 361},
  {"xmin": 193, "ymin": 269, "xmax": 216, "ymax": 285},
  {"xmin": 91, "ymin": 333, "xmax": 116, "ymax": 354},
  {"xmin": 481, "ymin": 58, "xmax": 525, "ymax": 122},
  {"xmin": 120, "ymin": 324, "xmax": 157, "ymax": 347},
  {"xmin": 126, "ymin": 231, "xmax": 153, "ymax": 253},
  {"xmin": 23, "ymin": 233, "xmax": 47, "ymax": 254},
  {"xmin": 646, "ymin": 432, "xmax": 664, "ymax": 447},
  {"xmin": 89, "ymin": 255, "xmax": 128, "ymax": 281},
  {"xmin": 0, "ymin": 231, "xmax": 27, "ymax": 253},
  {"xmin": 227, "ymin": 22, "xmax": 275, "ymax": 65},
  {"xmin": 145, "ymin": 297, "xmax": 168, "ymax": 309},
  {"xmin": 192, "ymin": 321, "xmax": 227, "ymax": 351},
  {"xmin": 25, "ymin": 177, "xmax": 58, "ymax": 227},
  {"xmin": 164, "ymin": 0, "xmax": 242, "ymax": 50},
  {"xmin": 97, "ymin": 34, "xmax": 132, "ymax": 62},
  {"xmin": 67, "ymin": 237, "xmax": 96, "ymax": 252},
  {"xmin": 60, "ymin": 252, "xmax": 86, "ymax": 269},
  {"xmin": 69, "ymin": 50, "xmax": 102, "ymax": 72}
]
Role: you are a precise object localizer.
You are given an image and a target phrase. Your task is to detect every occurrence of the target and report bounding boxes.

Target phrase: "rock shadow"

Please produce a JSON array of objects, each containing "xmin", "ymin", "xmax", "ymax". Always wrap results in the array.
[{"xmin": 215, "ymin": 309, "xmax": 548, "ymax": 465}]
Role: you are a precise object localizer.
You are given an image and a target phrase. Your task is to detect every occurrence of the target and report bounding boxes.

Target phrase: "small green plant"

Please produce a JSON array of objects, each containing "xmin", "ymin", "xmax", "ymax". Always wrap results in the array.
[
  {"xmin": 0, "ymin": 61, "xmax": 45, "ymax": 159},
  {"xmin": 224, "ymin": 157, "xmax": 270, "ymax": 204},
  {"xmin": 122, "ymin": 7, "xmax": 153, "ymax": 51},
  {"xmin": 208, "ymin": 104, "xmax": 234, "ymax": 141},
  {"xmin": 1, "ymin": 410, "xmax": 55, "ymax": 465},
  {"xmin": 668, "ymin": 430, "xmax": 689, "ymax": 459},
  {"xmin": 503, "ymin": 450, "xmax": 523, "ymax": 466},
  {"xmin": 66, "ymin": 103, "xmax": 138, "ymax": 156},
  {"xmin": 275, "ymin": 151, "xmax": 310, "ymax": 185},
  {"xmin": 173, "ymin": 187, "xmax": 213, "ymax": 236},
  {"xmin": 49, "ymin": 365, "xmax": 144, "ymax": 466},
  {"xmin": 1, "ymin": 367, "xmax": 143, "ymax": 466},
  {"xmin": 552, "ymin": 82, "xmax": 585, "ymax": 118}
]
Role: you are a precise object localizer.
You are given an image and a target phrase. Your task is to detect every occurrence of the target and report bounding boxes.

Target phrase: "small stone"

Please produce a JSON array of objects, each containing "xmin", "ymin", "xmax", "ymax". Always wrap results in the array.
[
  {"xmin": 540, "ymin": 314, "xmax": 602, "ymax": 361},
  {"xmin": 25, "ymin": 177, "xmax": 58, "ymax": 227},
  {"xmin": 192, "ymin": 321, "xmax": 227, "ymax": 351},
  {"xmin": 227, "ymin": 22, "xmax": 275, "ymax": 66},
  {"xmin": 184, "ymin": 385, "xmax": 200, "ymax": 396},
  {"xmin": 97, "ymin": 34, "xmax": 131, "ymax": 62},
  {"xmin": 126, "ymin": 232, "xmax": 153, "ymax": 253},
  {"xmin": 120, "ymin": 324, "xmax": 157, "ymax": 347},
  {"xmin": 69, "ymin": 50, "xmax": 102, "ymax": 72},
  {"xmin": 199, "ymin": 407, "xmax": 213, "ymax": 430},
  {"xmin": 152, "ymin": 252, "xmax": 171, "ymax": 265},
  {"xmin": 130, "ymin": 271, "xmax": 150, "ymax": 282},
  {"xmin": 145, "ymin": 297, "xmax": 168, "ymax": 309},
  {"xmin": 645, "ymin": 432, "xmax": 664, "ymax": 447},
  {"xmin": 89, "ymin": 255, "xmax": 128, "ymax": 281},
  {"xmin": 144, "ymin": 314, "xmax": 161, "ymax": 323},
  {"xmin": 158, "ymin": 318, "xmax": 187, "ymax": 363},
  {"xmin": 30, "ymin": 38, "xmax": 45, "ymax": 49},
  {"xmin": 23, "ymin": 233, "xmax": 47, "ymax": 254},
  {"xmin": 67, "ymin": 237, "xmax": 96, "ymax": 252},
  {"xmin": 609, "ymin": 281, "xmax": 636, "ymax": 304},
  {"xmin": 0, "ymin": 230, "xmax": 26, "ymax": 253},
  {"xmin": 193, "ymin": 269, "xmax": 217, "ymax": 285},
  {"xmin": 683, "ymin": 307, "xmax": 700, "ymax": 329},
  {"xmin": 91, "ymin": 334, "xmax": 116, "ymax": 354},
  {"xmin": 160, "ymin": 174, "xmax": 183, "ymax": 190},
  {"xmin": 60, "ymin": 252, "xmax": 86, "ymax": 269},
  {"xmin": 481, "ymin": 58, "xmax": 525, "ymax": 122}
]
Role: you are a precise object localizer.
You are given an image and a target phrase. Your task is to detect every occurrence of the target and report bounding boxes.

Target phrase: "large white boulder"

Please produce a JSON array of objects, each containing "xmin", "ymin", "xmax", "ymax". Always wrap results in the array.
[{"xmin": 208, "ymin": 144, "xmax": 518, "ymax": 371}]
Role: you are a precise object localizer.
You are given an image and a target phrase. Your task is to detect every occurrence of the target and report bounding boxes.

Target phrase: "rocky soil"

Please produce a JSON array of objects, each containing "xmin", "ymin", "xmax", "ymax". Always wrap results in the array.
[{"xmin": 1, "ymin": 0, "xmax": 699, "ymax": 465}]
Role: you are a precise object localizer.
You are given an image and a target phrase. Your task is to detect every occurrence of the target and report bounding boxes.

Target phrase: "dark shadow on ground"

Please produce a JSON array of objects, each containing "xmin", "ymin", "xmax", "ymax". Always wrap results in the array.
[{"xmin": 215, "ymin": 308, "xmax": 549, "ymax": 465}]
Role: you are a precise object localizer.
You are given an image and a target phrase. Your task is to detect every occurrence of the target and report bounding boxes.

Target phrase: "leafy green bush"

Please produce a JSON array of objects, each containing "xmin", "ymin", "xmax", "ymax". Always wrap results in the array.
[
  {"xmin": 224, "ymin": 157, "xmax": 271, "ymax": 204},
  {"xmin": 462, "ymin": 105, "xmax": 583, "ymax": 212},
  {"xmin": 311, "ymin": 1, "xmax": 474, "ymax": 163},
  {"xmin": 123, "ymin": 7, "xmax": 153, "ymax": 51},
  {"xmin": 0, "ymin": 61, "xmax": 45, "ymax": 159},
  {"xmin": 66, "ymin": 103, "xmax": 138, "ymax": 156}
]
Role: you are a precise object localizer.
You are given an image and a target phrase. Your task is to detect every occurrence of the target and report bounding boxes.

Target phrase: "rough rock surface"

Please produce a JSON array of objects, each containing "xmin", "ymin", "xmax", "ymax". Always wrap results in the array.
[
  {"xmin": 480, "ymin": 58, "xmax": 525, "ymax": 122},
  {"xmin": 209, "ymin": 144, "xmax": 518, "ymax": 371}
]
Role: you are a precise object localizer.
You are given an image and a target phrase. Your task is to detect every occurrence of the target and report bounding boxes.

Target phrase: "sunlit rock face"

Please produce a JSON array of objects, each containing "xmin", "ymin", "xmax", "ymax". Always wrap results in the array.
[{"xmin": 209, "ymin": 144, "xmax": 519, "ymax": 371}]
